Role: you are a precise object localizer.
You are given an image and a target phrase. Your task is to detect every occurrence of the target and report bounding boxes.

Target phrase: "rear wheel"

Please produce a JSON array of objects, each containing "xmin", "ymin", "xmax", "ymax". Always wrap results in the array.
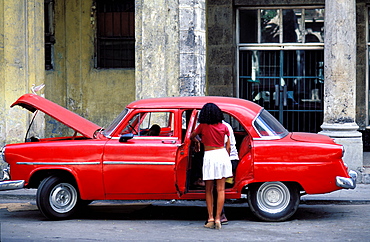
[
  {"xmin": 247, "ymin": 182, "xmax": 300, "ymax": 222},
  {"xmin": 36, "ymin": 176, "xmax": 79, "ymax": 220}
]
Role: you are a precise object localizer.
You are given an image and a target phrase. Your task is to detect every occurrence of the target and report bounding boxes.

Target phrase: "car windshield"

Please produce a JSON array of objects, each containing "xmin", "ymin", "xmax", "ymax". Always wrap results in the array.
[
  {"xmin": 102, "ymin": 108, "xmax": 129, "ymax": 137},
  {"xmin": 253, "ymin": 109, "xmax": 289, "ymax": 139}
]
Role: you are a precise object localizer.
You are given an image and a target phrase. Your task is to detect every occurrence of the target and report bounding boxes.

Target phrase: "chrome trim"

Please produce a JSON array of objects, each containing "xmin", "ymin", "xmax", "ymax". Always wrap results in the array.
[
  {"xmin": 16, "ymin": 162, "xmax": 100, "ymax": 165},
  {"xmin": 251, "ymin": 110, "xmax": 288, "ymax": 140},
  {"xmin": 1, "ymin": 167, "xmax": 10, "ymax": 181},
  {"xmin": 103, "ymin": 161, "xmax": 175, "ymax": 165},
  {"xmin": 253, "ymin": 137, "xmax": 282, "ymax": 141},
  {"xmin": 1, "ymin": 146, "xmax": 5, "ymax": 162},
  {"xmin": 336, "ymin": 170, "xmax": 357, "ymax": 189},
  {"xmin": 111, "ymin": 136, "xmax": 177, "ymax": 140},
  {"xmin": 0, "ymin": 180, "xmax": 25, "ymax": 191}
]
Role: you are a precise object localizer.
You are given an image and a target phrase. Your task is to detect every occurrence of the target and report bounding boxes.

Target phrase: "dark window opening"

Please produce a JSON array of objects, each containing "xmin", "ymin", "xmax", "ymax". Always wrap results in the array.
[
  {"xmin": 96, "ymin": 0, "xmax": 135, "ymax": 68},
  {"xmin": 45, "ymin": 0, "xmax": 55, "ymax": 70}
]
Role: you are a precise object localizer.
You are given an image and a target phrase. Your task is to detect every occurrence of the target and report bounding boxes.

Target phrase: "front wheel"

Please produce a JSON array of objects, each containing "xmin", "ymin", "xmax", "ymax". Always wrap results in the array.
[
  {"xmin": 247, "ymin": 182, "xmax": 300, "ymax": 222},
  {"xmin": 36, "ymin": 176, "xmax": 79, "ymax": 220}
]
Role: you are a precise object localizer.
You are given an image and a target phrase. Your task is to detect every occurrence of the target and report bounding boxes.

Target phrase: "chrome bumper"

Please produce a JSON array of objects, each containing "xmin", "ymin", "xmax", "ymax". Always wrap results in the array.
[
  {"xmin": 0, "ymin": 167, "xmax": 25, "ymax": 191},
  {"xmin": 336, "ymin": 170, "xmax": 357, "ymax": 189},
  {"xmin": 0, "ymin": 180, "xmax": 25, "ymax": 191}
]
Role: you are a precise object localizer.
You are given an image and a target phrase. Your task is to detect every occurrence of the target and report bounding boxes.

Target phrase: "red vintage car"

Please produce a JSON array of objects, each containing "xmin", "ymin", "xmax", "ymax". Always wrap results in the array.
[{"xmin": 0, "ymin": 94, "xmax": 356, "ymax": 221}]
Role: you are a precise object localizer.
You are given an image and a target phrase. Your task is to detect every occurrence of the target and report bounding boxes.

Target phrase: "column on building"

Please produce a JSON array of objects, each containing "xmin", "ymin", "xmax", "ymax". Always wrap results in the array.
[
  {"xmin": 1, "ymin": 0, "xmax": 45, "ymax": 146},
  {"xmin": 178, "ymin": 0, "xmax": 206, "ymax": 96},
  {"xmin": 135, "ymin": 0, "xmax": 206, "ymax": 99},
  {"xmin": 0, "ymin": 1, "xmax": 44, "ymax": 177},
  {"xmin": 320, "ymin": 0, "xmax": 363, "ymax": 175}
]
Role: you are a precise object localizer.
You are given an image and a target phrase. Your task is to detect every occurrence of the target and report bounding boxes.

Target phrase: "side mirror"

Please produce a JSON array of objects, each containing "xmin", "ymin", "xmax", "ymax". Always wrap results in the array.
[{"xmin": 119, "ymin": 133, "xmax": 134, "ymax": 142}]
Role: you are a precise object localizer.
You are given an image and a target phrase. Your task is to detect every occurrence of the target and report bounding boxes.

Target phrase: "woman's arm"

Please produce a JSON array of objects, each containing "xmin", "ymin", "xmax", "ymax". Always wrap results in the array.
[
  {"xmin": 190, "ymin": 131, "xmax": 198, "ymax": 141},
  {"xmin": 190, "ymin": 131, "xmax": 201, "ymax": 152},
  {"xmin": 225, "ymin": 136, "xmax": 231, "ymax": 155}
]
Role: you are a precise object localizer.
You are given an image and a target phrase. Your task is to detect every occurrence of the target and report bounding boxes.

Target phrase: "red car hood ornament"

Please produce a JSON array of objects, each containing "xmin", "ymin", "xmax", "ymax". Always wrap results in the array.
[{"xmin": 11, "ymin": 94, "xmax": 101, "ymax": 139}]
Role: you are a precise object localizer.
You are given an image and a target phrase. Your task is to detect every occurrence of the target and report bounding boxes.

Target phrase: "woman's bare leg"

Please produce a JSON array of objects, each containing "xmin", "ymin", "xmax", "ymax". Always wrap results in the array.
[
  {"xmin": 205, "ymin": 180, "xmax": 214, "ymax": 221},
  {"xmin": 215, "ymin": 178, "xmax": 226, "ymax": 222}
]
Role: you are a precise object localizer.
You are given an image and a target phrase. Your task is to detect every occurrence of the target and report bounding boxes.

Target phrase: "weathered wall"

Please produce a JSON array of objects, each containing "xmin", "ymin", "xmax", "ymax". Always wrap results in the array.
[
  {"xmin": 136, "ymin": 0, "xmax": 207, "ymax": 99},
  {"xmin": 207, "ymin": 0, "xmax": 235, "ymax": 97},
  {"xmin": 178, "ymin": 0, "xmax": 206, "ymax": 96},
  {"xmin": 0, "ymin": 0, "xmax": 45, "ymax": 147},
  {"xmin": 1, "ymin": 0, "xmax": 369, "ymax": 142},
  {"xmin": 0, "ymin": 0, "xmax": 4, "ymax": 146},
  {"xmin": 135, "ymin": 0, "xmax": 180, "ymax": 99},
  {"xmin": 45, "ymin": 0, "xmax": 135, "ymax": 130},
  {"xmin": 356, "ymin": 1, "xmax": 368, "ymax": 130}
]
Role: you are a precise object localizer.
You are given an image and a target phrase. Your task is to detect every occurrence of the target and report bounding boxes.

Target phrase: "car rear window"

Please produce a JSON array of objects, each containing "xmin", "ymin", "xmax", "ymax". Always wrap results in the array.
[{"xmin": 253, "ymin": 110, "xmax": 289, "ymax": 139}]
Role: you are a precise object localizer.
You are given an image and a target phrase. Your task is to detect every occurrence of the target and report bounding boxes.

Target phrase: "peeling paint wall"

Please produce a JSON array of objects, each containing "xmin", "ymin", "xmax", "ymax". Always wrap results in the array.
[
  {"xmin": 1, "ymin": 0, "xmax": 45, "ymax": 147},
  {"xmin": 0, "ymin": 0, "xmax": 4, "ymax": 146},
  {"xmin": 1, "ymin": 0, "xmax": 136, "ymax": 147},
  {"xmin": 45, "ymin": 0, "xmax": 136, "ymax": 129}
]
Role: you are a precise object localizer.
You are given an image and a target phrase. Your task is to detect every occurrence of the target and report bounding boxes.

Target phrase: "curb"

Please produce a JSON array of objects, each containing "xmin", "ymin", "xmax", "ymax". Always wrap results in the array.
[{"xmin": 1, "ymin": 185, "xmax": 370, "ymax": 205}]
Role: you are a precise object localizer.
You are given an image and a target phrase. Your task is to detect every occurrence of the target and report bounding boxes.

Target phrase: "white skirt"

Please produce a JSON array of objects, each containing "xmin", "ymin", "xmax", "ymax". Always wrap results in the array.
[{"xmin": 202, "ymin": 148, "xmax": 233, "ymax": 180}]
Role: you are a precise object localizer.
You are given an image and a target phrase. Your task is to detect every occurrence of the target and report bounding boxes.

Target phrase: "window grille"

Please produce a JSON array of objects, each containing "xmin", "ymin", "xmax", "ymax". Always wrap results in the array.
[
  {"xmin": 45, "ymin": 0, "xmax": 55, "ymax": 70},
  {"xmin": 237, "ymin": 7, "xmax": 325, "ymax": 133},
  {"xmin": 96, "ymin": 0, "xmax": 135, "ymax": 68}
]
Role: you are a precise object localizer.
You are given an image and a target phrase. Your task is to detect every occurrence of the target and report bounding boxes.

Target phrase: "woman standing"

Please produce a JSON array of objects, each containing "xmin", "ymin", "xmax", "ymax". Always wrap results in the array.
[{"xmin": 190, "ymin": 103, "xmax": 232, "ymax": 229}]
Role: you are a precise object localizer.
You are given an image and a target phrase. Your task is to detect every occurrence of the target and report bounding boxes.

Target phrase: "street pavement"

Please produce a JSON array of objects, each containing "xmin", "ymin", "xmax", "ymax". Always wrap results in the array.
[{"xmin": 1, "ymin": 184, "xmax": 370, "ymax": 204}]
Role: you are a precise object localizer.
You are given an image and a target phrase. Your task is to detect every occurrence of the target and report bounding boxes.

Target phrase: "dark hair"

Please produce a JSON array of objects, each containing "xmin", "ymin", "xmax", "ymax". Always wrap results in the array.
[
  {"xmin": 147, "ymin": 124, "xmax": 160, "ymax": 136},
  {"xmin": 198, "ymin": 103, "xmax": 224, "ymax": 124}
]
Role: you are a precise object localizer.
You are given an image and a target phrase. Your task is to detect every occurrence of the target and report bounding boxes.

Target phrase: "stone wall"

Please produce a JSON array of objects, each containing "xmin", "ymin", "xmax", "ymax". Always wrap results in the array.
[
  {"xmin": 356, "ymin": 1, "xmax": 368, "ymax": 130},
  {"xmin": 207, "ymin": 0, "xmax": 235, "ymax": 97}
]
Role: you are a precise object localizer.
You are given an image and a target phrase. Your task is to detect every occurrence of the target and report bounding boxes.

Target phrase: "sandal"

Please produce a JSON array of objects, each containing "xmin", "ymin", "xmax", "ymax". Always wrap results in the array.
[
  {"xmin": 215, "ymin": 221, "xmax": 222, "ymax": 230},
  {"xmin": 204, "ymin": 220, "xmax": 215, "ymax": 229}
]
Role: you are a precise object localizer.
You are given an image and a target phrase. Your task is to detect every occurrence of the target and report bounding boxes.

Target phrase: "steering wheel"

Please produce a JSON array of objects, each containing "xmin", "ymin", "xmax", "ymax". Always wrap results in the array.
[{"xmin": 128, "ymin": 124, "xmax": 138, "ymax": 135}]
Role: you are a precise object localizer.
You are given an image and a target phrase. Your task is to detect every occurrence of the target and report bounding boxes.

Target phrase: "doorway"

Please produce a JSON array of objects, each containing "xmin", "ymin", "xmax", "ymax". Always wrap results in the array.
[
  {"xmin": 239, "ymin": 49, "xmax": 323, "ymax": 132},
  {"xmin": 237, "ymin": 7, "xmax": 325, "ymax": 133}
]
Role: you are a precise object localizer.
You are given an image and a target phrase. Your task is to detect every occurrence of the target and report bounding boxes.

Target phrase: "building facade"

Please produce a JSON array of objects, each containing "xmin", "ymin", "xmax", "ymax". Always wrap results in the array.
[{"xmin": 0, "ymin": 0, "xmax": 368, "ymax": 180}]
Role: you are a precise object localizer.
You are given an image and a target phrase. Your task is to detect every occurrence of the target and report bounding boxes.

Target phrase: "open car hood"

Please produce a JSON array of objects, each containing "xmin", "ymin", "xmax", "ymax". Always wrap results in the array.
[{"xmin": 11, "ymin": 94, "xmax": 101, "ymax": 139}]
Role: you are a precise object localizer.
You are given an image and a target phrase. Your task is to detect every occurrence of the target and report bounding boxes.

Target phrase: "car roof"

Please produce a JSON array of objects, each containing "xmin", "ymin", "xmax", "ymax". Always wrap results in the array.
[{"xmin": 127, "ymin": 96, "xmax": 262, "ymax": 120}]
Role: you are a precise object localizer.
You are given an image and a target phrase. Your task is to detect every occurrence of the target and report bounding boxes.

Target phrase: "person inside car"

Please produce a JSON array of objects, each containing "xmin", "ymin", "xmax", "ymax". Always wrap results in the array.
[{"xmin": 146, "ymin": 124, "xmax": 160, "ymax": 136}]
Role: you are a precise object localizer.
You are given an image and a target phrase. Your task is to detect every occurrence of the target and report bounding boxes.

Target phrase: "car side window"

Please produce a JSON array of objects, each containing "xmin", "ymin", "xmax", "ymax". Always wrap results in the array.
[
  {"xmin": 223, "ymin": 113, "xmax": 246, "ymax": 133},
  {"xmin": 121, "ymin": 111, "xmax": 175, "ymax": 137},
  {"xmin": 181, "ymin": 109, "xmax": 198, "ymax": 142}
]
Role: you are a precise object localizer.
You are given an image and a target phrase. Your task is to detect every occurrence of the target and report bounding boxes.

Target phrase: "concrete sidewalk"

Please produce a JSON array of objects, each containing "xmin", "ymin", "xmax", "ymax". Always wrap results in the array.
[
  {"xmin": 1, "ymin": 184, "xmax": 370, "ymax": 204},
  {"xmin": 300, "ymin": 184, "xmax": 370, "ymax": 204}
]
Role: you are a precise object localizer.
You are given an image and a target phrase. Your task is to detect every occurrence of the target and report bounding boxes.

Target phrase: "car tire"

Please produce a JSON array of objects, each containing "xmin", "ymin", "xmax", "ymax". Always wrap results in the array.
[
  {"xmin": 247, "ymin": 181, "xmax": 300, "ymax": 222},
  {"xmin": 36, "ymin": 176, "xmax": 79, "ymax": 220}
]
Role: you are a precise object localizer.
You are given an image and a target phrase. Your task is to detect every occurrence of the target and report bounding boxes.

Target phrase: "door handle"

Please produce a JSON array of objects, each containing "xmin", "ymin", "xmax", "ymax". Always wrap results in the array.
[
  {"xmin": 162, "ymin": 140, "xmax": 176, "ymax": 144},
  {"xmin": 275, "ymin": 84, "xmax": 279, "ymax": 106}
]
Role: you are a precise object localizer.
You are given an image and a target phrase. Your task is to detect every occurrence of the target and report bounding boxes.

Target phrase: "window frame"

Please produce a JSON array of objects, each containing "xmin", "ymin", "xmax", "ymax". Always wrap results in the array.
[
  {"xmin": 236, "ymin": 6, "xmax": 325, "ymax": 98},
  {"xmin": 45, "ymin": 0, "xmax": 55, "ymax": 70},
  {"xmin": 95, "ymin": 0, "xmax": 135, "ymax": 69}
]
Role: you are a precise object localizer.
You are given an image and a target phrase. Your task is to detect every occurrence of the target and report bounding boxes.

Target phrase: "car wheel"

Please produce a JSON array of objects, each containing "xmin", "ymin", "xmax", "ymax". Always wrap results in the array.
[
  {"xmin": 247, "ymin": 182, "xmax": 300, "ymax": 222},
  {"xmin": 36, "ymin": 176, "xmax": 79, "ymax": 220}
]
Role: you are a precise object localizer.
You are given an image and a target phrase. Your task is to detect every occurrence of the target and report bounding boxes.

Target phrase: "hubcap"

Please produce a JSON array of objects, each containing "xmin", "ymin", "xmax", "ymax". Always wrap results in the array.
[
  {"xmin": 256, "ymin": 182, "xmax": 290, "ymax": 214},
  {"xmin": 49, "ymin": 183, "xmax": 77, "ymax": 213}
]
